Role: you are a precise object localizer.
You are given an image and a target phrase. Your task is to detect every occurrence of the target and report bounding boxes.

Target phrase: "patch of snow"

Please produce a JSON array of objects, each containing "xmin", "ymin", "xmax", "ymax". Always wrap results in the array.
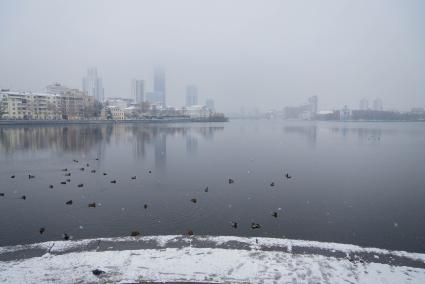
[{"xmin": 1, "ymin": 246, "xmax": 425, "ymax": 283}]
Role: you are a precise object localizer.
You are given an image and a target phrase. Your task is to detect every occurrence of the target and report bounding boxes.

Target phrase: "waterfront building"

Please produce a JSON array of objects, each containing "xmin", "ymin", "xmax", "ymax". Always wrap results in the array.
[
  {"xmin": 153, "ymin": 65, "xmax": 166, "ymax": 106},
  {"xmin": 185, "ymin": 85, "xmax": 198, "ymax": 107},
  {"xmin": 106, "ymin": 97, "xmax": 132, "ymax": 110},
  {"xmin": 360, "ymin": 98, "xmax": 369, "ymax": 110},
  {"xmin": 0, "ymin": 91, "xmax": 62, "ymax": 120},
  {"xmin": 82, "ymin": 67, "xmax": 104, "ymax": 102},
  {"xmin": 283, "ymin": 96, "xmax": 319, "ymax": 120},
  {"xmin": 373, "ymin": 98, "xmax": 383, "ymax": 111},
  {"xmin": 46, "ymin": 82, "xmax": 69, "ymax": 95},
  {"xmin": 0, "ymin": 89, "xmax": 96, "ymax": 120},
  {"xmin": 146, "ymin": 91, "xmax": 164, "ymax": 106},
  {"xmin": 308, "ymin": 96, "xmax": 318, "ymax": 114},
  {"xmin": 184, "ymin": 105, "xmax": 210, "ymax": 118},
  {"xmin": 103, "ymin": 105, "xmax": 125, "ymax": 120},
  {"xmin": 205, "ymin": 98, "xmax": 215, "ymax": 112},
  {"xmin": 131, "ymin": 79, "xmax": 145, "ymax": 104}
]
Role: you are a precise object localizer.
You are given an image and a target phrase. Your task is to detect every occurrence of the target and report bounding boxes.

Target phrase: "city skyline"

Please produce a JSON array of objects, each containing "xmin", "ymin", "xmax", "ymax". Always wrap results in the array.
[{"xmin": 1, "ymin": 0, "xmax": 424, "ymax": 113}]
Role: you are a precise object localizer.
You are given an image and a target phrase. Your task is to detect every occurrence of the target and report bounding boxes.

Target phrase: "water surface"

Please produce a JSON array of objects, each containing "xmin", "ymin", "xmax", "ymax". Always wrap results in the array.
[{"xmin": 0, "ymin": 120, "xmax": 424, "ymax": 253}]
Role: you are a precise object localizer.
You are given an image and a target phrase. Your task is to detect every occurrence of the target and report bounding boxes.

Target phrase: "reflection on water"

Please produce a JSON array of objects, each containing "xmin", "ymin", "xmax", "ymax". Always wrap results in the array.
[
  {"xmin": 283, "ymin": 125, "xmax": 317, "ymax": 146},
  {"xmin": 0, "ymin": 121, "xmax": 424, "ymax": 254},
  {"xmin": 0, "ymin": 124, "xmax": 224, "ymax": 159}
]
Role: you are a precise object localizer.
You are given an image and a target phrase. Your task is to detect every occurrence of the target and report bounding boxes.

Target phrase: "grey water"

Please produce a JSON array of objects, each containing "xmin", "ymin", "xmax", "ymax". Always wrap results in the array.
[{"xmin": 0, "ymin": 120, "xmax": 424, "ymax": 253}]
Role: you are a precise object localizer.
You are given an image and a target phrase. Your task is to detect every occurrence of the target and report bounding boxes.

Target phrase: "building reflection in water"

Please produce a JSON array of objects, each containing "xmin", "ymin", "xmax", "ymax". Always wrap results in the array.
[
  {"xmin": 0, "ymin": 125, "xmax": 224, "ymax": 170},
  {"xmin": 329, "ymin": 127, "xmax": 383, "ymax": 142},
  {"xmin": 186, "ymin": 135, "xmax": 198, "ymax": 156},
  {"xmin": 283, "ymin": 125, "xmax": 317, "ymax": 146},
  {"xmin": 0, "ymin": 125, "xmax": 110, "ymax": 156}
]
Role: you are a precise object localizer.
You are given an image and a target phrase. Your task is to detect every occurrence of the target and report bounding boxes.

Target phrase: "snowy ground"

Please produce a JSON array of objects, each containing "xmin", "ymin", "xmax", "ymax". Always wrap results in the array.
[{"xmin": 0, "ymin": 235, "xmax": 424, "ymax": 283}]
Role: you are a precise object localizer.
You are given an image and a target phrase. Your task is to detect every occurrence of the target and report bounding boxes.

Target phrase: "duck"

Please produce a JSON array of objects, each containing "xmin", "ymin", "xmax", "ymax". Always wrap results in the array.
[
  {"xmin": 88, "ymin": 202, "xmax": 96, "ymax": 208},
  {"xmin": 103, "ymin": 173, "xmax": 107, "ymax": 176},
  {"xmin": 95, "ymin": 158, "xmax": 99, "ymax": 161},
  {"xmin": 86, "ymin": 163, "xmax": 90, "ymax": 167},
  {"xmin": 148, "ymin": 170, "xmax": 152, "ymax": 174},
  {"xmin": 228, "ymin": 178, "xmax": 234, "ymax": 184},
  {"xmin": 0, "ymin": 193, "xmax": 4, "ymax": 197},
  {"xmin": 92, "ymin": 269, "xmax": 105, "ymax": 276},
  {"xmin": 65, "ymin": 173, "xmax": 71, "ymax": 176},
  {"xmin": 65, "ymin": 200, "xmax": 73, "ymax": 205},
  {"xmin": 285, "ymin": 173, "xmax": 292, "ymax": 179},
  {"xmin": 66, "ymin": 179, "xmax": 71, "ymax": 182},
  {"xmin": 110, "ymin": 180, "xmax": 117, "ymax": 184},
  {"xmin": 204, "ymin": 187, "xmax": 209, "ymax": 192},
  {"xmin": 73, "ymin": 160, "xmax": 79, "ymax": 163},
  {"xmin": 131, "ymin": 176, "xmax": 136, "ymax": 180},
  {"xmin": 63, "ymin": 233, "xmax": 70, "ymax": 240},
  {"xmin": 251, "ymin": 222, "xmax": 261, "ymax": 229},
  {"xmin": 91, "ymin": 170, "xmax": 96, "ymax": 173},
  {"xmin": 270, "ymin": 182, "xmax": 275, "ymax": 187},
  {"xmin": 61, "ymin": 181, "xmax": 67, "ymax": 185},
  {"xmin": 130, "ymin": 231, "xmax": 140, "ymax": 236},
  {"xmin": 62, "ymin": 169, "xmax": 68, "ymax": 172},
  {"xmin": 28, "ymin": 174, "xmax": 35, "ymax": 179},
  {"xmin": 21, "ymin": 195, "xmax": 26, "ymax": 200},
  {"xmin": 231, "ymin": 222, "xmax": 238, "ymax": 229},
  {"xmin": 80, "ymin": 167, "xmax": 85, "ymax": 171},
  {"xmin": 144, "ymin": 204, "xmax": 148, "ymax": 209},
  {"xmin": 272, "ymin": 212, "xmax": 278, "ymax": 218},
  {"xmin": 190, "ymin": 198, "xmax": 197, "ymax": 203},
  {"xmin": 10, "ymin": 175, "xmax": 15, "ymax": 179},
  {"xmin": 49, "ymin": 185, "xmax": 54, "ymax": 189},
  {"xmin": 187, "ymin": 230, "xmax": 194, "ymax": 236},
  {"xmin": 78, "ymin": 184, "xmax": 84, "ymax": 188},
  {"xmin": 39, "ymin": 228, "xmax": 45, "ymax": 234}
]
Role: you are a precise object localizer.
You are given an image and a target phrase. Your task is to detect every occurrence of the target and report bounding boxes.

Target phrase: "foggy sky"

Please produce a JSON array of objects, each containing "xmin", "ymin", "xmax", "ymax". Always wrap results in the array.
[{"xmin": 0, "ymin": 0, "xmax": 424, "ymax": 113}]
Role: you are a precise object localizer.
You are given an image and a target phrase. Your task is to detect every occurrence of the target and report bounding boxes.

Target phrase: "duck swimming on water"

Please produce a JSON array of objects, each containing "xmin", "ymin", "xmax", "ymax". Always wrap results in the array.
[{"xmin": 251, "ymin": 222, "xmax": 261, "ymax": 229}]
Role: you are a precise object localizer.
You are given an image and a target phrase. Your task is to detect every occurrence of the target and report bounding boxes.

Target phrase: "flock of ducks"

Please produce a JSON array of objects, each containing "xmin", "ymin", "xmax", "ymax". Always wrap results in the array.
[{"xmin": 1, "ymin": 159, "xmax": 293, "ymax": 241}]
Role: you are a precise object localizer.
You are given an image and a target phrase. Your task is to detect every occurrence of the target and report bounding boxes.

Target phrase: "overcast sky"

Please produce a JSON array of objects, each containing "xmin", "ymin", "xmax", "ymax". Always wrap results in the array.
[{"xmin": 0, "ymin": 0, "xmax": 424, "ymax": 113}]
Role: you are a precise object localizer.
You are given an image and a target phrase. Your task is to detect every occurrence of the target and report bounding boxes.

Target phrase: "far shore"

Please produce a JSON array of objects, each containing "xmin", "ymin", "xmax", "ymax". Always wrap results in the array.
[{"xmin": 0, "ymin": 118, "xmax": 229, "ymax": 126}]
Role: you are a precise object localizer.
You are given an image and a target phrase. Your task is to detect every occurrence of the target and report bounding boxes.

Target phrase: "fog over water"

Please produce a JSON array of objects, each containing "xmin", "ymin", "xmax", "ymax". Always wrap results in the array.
[
  {"xmin": 1, "ymin": 0, "xmax": 424, "ymax": 112},
  {"xmin": 0, "ymin": 121, "xmax": 424, "ymax": 253}
]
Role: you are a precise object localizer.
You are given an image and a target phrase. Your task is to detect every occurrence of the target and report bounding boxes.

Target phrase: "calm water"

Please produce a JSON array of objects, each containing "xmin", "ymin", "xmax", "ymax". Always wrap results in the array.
[{"xmin": 0, "ymin": 120, "xmax": 424, "ymax": 253}]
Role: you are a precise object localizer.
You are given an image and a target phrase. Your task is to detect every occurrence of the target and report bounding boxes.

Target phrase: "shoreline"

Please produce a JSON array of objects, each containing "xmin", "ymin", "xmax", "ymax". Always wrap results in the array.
[
  {"xmin": 1, "ymin": 235, "xmax": 424, "ymax": 283},
  {"xmin": 0, "ymin": 118, "xmax": 228, "ymax": 126}
]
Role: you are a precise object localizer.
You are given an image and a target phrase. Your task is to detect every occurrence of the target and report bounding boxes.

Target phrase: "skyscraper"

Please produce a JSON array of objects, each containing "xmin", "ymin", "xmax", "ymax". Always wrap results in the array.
[
  {"xmin": 153, "ymin": 65, "xmax": 166, "ymax": 106},
  {"xmin": 185, "ymin": 85, "xmax": 198, "ymax": 107},
  {"xmin": 308, "ymin": 95, "xmax": 318, "ymax": 114},
  {"xmin": 373, "ymin": 98, "xmax": 383, "ymax": 111},
  {"xmin": 131, "ymin": 79, "xmax": 145, "ymax": 104},
  {"xmin": 205, "ymin": 98, "xmax": 215, "ymax": 112},
  {"xmin": 359, "ymin": 98, "xmax": 369, "ymax": 110},
  {"xmin": 82, "ymin": 67, "xmax": 104, "ymax": 102}
]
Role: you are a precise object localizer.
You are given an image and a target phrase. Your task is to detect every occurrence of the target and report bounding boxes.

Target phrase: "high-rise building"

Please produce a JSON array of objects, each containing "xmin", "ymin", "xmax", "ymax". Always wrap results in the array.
[
  {"xmin": 131, "ymin": 79, "xmax": 145, "ymax": 104},
  {"xmin": 308, "ymin": 96, "xmax": 318, "ymax": 114},
  {"xmin": 153, "ymin": 65, "xmax": 166, "ymax": 106},
  {"xmin": 359, "ymin": 98, "xmax": 369, "ymax": 110},
  {"xmin": 205, "ymin": 98, "xmax": 215, "ymax": 112},
  {"xmin": 82, "ymin": 67, "xmax": 104, "ymax": 102},
  {"xmin": 185, "ymin": 85, "xmax": 198, "ymax": 107},
  {"xmin": 373, "ymin": 98, "xmax": 383, "ymax": 111}
]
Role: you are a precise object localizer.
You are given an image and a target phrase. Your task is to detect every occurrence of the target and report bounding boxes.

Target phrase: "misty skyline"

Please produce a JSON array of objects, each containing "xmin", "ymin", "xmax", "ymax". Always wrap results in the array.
[{"xmin": 0, "ymin": 0, "xmax": 424, "ymax": 112}]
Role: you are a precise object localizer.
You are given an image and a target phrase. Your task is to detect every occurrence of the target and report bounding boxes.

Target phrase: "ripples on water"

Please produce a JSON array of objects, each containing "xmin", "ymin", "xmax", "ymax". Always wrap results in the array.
[{"xmin": 0, "ymin": 121, "xmax": 424, "ymax": 253}]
